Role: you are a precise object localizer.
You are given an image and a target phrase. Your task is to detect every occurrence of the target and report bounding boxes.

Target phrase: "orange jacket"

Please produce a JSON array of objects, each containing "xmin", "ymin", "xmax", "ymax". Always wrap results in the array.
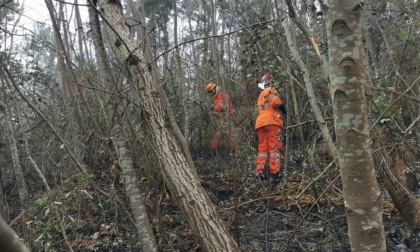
[
  {"xmin": 213, "ymin": 91, "xmax": 235, "ymax": 118},
  {"xmin": 255, "ymin": 87, "xmax": 284, "ymax": 129}
]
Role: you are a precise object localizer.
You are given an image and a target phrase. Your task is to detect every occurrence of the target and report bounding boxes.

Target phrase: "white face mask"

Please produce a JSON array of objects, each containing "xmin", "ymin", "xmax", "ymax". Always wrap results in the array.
[{"xmin": 258, "ymin": 82, "xmax": 266, "ymax": 90}]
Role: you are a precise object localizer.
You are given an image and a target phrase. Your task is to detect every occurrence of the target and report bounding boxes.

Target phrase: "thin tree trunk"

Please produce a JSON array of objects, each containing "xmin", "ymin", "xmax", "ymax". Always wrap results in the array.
[
  {"xmin": 23, "ymin": 137, "xmax": 74, "ymax": 252},
  {"xmin": 0, "ymin": 167, "xmax": 8, "ymax": 219},
  {"xmin": 170, "ymin": 0, "xmax": 197, "ymax": 176},
  {"xmin": 113, "ymin": 124, "xmax": 158, "ymax": 252},
  {"xmin": 59, "ymin": 2, "xmax": 72, "ymax": 62},
  {"xmin": 281, "ymin": 3, "xmax": 338, "ymax": 159},
  {"xmin": 75, "ymin": 0, "xmax": 89, "ymax": 64},
  {"xmin": 23, "ymin": 134, "xmax": 51, "ymax": 191},
  {"xmin": 209, "ymin": 0, "xmax": 221, "ymax": 85},
  {"xmin": 0, "ymin": 63, "xmax": 87, "ymax": 175},
  {"xmin": 306, "ymin": 0, "xmax": 330, "ymax": 83},
  {"xmin": 286, "ymin": 65, "xmax": 305, "ymax": 147},
  {"xmin": 96, "ymin": 2, "xmax": 239, "ymax": 251},
  {"xmin": 123, "ymin": 0, "xmax": 198, "ymax": 176},
  {"xmin": 209, "ymin": 0, "xmax": 235, "ymax": 155},
  {"xmin": 126, "ymin": 0, "xmax": 145, "ymax": 40},
  {"xmin": 54, "ymin": 1, "xmax": 85, "ymax": 163},
  {"xmin": 0, "ymin": 95, "xmax": 29, "ymax": 210},
  {"xmin": 156, "ymin": 86, "xmax": 199, "ymax": 178},
  {"xmin": 0, "ymin": 101, "xmax": 9, "ymax": 219},
  {"xmin": 325, "ymin": 1, "xmax": 386, "ymax": 250},
  {"xmin": 86, "ymin": 5, "xmax": 159, "ymax": 250},
  {"xmin": 173, "ymin": 0, "xmax": 190, "ymax": 141}
]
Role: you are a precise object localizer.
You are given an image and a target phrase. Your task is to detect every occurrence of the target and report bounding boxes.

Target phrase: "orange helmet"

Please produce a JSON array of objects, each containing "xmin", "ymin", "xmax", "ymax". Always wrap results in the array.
[
  {"xmin": 206, "ymin": 82, "xmax": 217, "ymax": 93},
  {"xmin": 261, "ymin": 74, "xmax": 274, "ymax": 82}
]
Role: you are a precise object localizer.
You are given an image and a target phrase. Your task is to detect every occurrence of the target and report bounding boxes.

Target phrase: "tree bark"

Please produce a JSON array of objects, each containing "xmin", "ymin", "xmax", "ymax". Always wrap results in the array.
[
  {"xmin": 0, "ymin": 168, "xmax": 8, "ymax": 219},
  {"xmin": 0, "ymin": 102, "xmax": 9, "ymax": 219},
  {"xmin": 325, "ymin": 1, "xmax": 387, "ymax": 251},
  {"xmin": 113, "ymin": 124, "xmax": 158, "ymax": 252},
  {"xmin": 23, "ymin": 133, "xmax": 51, "ymax": 191},
  {"xmin": 126, "ymin": 0, "xmax": 145, "ymax": 41},
  {"xmin": 75, "ymin": 0, "xmax": 92, "ymax": 64},
  {"xmin": 384, "ymin": 164, "xmax": 420, "ymax": 231},
  {"xmin": 0, "ymin": 215, "xmax": 29, "ymax": 252},
  {"xmin": 96, "ymin": 1, "xmax": 239, "ymax": 251},
  {"xmin": 373, "ymin": 130, "xmax": 420, "ymax": 231},
  {"xmin": 281, "ymin": 2, "xmax": 338, "ymax": 159},
  {"xmin": 86, "ymin": 5, "xmax": 159, "ymax": 249},
  {"xmin": 0, "ymin": 95, "xmax": 29, "ymax": 210},
  {"xmin": 166, "ymin": 0, "xmax": 197, "ymax": 176}
]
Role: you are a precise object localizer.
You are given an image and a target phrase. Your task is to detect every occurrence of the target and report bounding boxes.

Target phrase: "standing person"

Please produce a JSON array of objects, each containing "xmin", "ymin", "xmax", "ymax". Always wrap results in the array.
[
  {"xmin": 255, "ymin": 74, "xmax": 287, "ymax": 183},
  {"xmin": 206, "ymin": 82, "xmax": 237, "ymax": 151}
]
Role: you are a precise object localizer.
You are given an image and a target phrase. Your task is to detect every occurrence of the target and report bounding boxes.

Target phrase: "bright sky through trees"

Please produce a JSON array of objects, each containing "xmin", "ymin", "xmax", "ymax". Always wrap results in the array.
[
  {"xmin": 8, "ymin": 1, "xmax": 89, "ymax": 49},
  {"xmin": 20, "ymin": 1, "xmax": 51, "ymax": 27}
]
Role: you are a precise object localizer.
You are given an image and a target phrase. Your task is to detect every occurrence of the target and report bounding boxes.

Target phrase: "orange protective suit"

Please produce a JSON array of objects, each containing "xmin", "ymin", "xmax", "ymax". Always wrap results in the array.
[
  {"xmin": 255, "ymin": 87, "xmax": 284, "ymax": 175},
  {"xmin": 213, "ymin": 91, "xmax": 235, "ymax": 117},
  {"xmin": 211, "ymin": 90, "xmax": 237, "ymax": 150}
]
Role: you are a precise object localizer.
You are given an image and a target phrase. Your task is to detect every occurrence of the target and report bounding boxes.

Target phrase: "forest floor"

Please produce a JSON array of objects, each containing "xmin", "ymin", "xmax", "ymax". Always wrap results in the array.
[
  {"xmin": 8, "ymin": 150, "xmax": 420, "ymax": 251},
  {"xmin": 195, "ymin": 153, "xmax": 420, "ymax": 252}
]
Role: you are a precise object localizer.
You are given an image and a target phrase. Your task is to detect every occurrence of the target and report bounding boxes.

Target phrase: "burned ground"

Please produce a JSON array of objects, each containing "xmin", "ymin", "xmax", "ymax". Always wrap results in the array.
[{"xmin": 7, "ymin": 149, "xmax": 420, "ymax": 251}]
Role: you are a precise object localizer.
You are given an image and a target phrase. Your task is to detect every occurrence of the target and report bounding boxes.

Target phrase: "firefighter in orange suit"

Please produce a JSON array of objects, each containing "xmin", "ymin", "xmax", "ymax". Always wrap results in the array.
[
  {"xmin": 255, "ymin": 74, "xmax": 287, "ymax": 183},
  {"xmin": 206, "ymin": 82, "xmax": 237, "ymax": 150}
]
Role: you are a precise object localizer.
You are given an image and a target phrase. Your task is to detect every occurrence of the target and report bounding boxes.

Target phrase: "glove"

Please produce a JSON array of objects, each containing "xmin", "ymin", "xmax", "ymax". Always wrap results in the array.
[{"xmin": 279, "ymin": 104, "xmax": 287, "ymax": 115}]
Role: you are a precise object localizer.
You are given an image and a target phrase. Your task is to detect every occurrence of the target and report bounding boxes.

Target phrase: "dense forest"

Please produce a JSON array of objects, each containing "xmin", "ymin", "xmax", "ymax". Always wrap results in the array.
[{"xmin": 0, "ymin": 0, "xmax": 419, "ymax": 251}]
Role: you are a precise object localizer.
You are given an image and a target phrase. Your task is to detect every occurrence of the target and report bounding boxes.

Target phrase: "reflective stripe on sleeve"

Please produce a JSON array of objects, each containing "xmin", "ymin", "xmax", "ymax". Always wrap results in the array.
[{"xmin": 258, "ymin": 103, "xmax": 271, "ymax": 110}]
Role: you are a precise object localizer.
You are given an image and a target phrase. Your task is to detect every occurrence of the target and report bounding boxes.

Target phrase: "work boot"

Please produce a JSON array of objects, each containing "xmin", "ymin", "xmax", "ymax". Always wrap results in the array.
[
  {"xmin": 269, "ymin": 172, "xmax": 282, "ymax": 184},
  {"xmin": 256, "ymin": 171, "xmax": 266, "ymax": 180}
]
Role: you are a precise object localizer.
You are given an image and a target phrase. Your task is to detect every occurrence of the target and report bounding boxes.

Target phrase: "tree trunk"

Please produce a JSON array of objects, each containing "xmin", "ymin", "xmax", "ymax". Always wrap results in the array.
[
  {"xmin": 0, "ymin": 168, "xmax": 8, "ymax": 219},
  {"xmin": 0, "ymin": 215, "xmax": 29, "ymax": 252},
  {"xmin": 373, "ymin": 130, "xmax": 420, "ymax": 231},
  {"xmin": 53, "ymin": 0, "xmax": 85, "ymax": 159},
  {"xmin": 75, "ymin": 0, "xmax": 91, "ymax": 64},
  {"xmin": 325, "ymin": 1, "xmax": 387, "ymax": 251},
  {"xmin": 306, "ymin": 0, "xmax": 330, "ymax": 81},
  {"xmin": 126, "ymin": 0, "xmax": 145, "ymax": 41},
  {"xmin": 0, "ymin": 62, "xmax": 87, "ymax": 175},
  {"xmin": 23, "ymin": 133, "xmax": 51, "ymax": 191},
  {"xmin": 113, "ymin": 125, "xmax": 158, "ymax": 252},
  {"xmin": 86, "ymin": 5, "xmax": 158, "ymax": 250},
  {"xmin": 281, "ymin": 2, "xmax": 338, "ymax": 159},
  {"xmin": 0, "ymin": 99, "xmax": 9, "ymax": 217},
  {"xmin": 384, "ymin": 164, "xmax": 420, "ymax": 231},
  {"xmin": 0, "ymin": 97, "xmax": 29, "ymax": 210},
  {"xmin": 169, "ymin": 0, "xmax": 197, "ymax": 176},
  {"xmin": 96, "ymin": 1, "xmax": 239, "ymax": 251}
]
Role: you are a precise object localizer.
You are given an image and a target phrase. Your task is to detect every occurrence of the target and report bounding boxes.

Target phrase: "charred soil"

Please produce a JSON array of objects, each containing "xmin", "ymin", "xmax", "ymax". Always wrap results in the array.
[{"xmin": 8, "ymin": 152, "xmax": 420, "ymax": 251}]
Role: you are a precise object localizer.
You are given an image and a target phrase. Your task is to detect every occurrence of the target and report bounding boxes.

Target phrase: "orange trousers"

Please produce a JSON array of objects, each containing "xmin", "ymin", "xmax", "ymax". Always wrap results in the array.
[
  {"xmin": 211, "ymin": 120, "xmax": 237, "ymax": 150},
  {"xmin": 256, "ymin": 125, "xmax": 283, "ymax": 174}
]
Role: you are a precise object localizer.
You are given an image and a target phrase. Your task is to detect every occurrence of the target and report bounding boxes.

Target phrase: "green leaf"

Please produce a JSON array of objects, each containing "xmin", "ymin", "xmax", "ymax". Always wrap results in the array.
[
  {"xmin": 399, "ymin": 30, "xmax": 409, "ymax": 40},
  {"xmin": 35, "ymin": 197, "xmax": 49, "ymax": 207},
  {"xmin": 380, "ymin": 80, "xmax": 389, "ymax": 89},
  {"xmin": 373, "ymin": 96, "xmax": 389, "ymax": 108}
]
